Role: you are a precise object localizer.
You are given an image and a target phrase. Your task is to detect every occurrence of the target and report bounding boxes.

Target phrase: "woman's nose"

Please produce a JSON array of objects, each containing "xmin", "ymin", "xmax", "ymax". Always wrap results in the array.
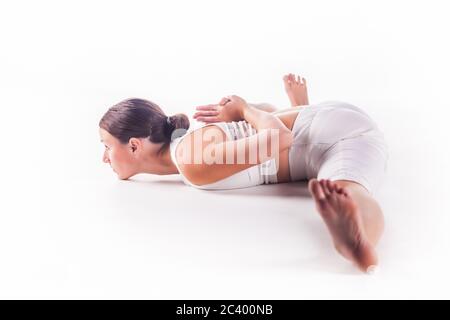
[{"xmin": 103, "ymin": 152, "xmax": 110, "ymax": 163}]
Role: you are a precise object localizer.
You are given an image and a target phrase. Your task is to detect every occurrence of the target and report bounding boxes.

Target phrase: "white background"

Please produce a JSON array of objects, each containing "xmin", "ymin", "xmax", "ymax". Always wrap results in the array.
[{"xmin": 1, "ymin": 0, "xmax": 449, "ymax": 299}]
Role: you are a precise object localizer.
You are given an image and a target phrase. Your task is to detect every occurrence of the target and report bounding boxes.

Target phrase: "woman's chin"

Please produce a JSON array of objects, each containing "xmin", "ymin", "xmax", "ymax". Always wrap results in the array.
[{"xmin": 116, "ymin": 172, "xmax": 133, "ymax": 180}]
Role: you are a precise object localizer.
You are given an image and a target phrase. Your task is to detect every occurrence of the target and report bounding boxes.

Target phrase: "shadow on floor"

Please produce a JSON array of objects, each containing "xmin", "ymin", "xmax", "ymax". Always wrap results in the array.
[
  {"xmin": 207, "ymin": 181, "xmax": 311, "ymax": 198},
  {"xmin": 131, "ymin": 176, "xmax": 312, "ymax": 198}
]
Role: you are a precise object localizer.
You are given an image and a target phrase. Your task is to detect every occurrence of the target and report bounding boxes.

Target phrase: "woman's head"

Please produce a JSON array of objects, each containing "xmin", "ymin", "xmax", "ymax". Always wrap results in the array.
[{"xmin": 99, "ymin": 98, "xmax": 189, "ymax": 179}]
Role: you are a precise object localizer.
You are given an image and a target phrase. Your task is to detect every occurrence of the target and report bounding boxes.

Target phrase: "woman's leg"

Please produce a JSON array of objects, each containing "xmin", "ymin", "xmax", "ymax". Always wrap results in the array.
[
  {"xmin": 249, "ymin": 103, "xmax": 306, "ymax": 117},
  {"xmin": 308, "ymin": 178, "xmax": 383, "ymax": 273},
  {"xmin": 283, "ymin": 73, "xmax": 309, "ymax": 106},
  {"xmin": 247, "ymin": 73, "xmax": 309, "ymax": 113}
]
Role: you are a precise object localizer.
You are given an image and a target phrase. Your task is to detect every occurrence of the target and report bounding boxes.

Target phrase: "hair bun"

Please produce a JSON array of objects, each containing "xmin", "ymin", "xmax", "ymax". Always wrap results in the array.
[
  {"xmin": 165, "ymin": 113, "xmax": 190, "ymax": 141},
  {"xmin": 170, "ymin": 114, "xmax": 190, "ymax": 130}
]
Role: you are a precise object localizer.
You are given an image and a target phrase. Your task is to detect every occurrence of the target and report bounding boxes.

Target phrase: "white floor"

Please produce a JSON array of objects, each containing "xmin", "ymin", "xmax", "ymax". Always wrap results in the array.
[{"xmin": 1, "ymin": 0, "xmax": 450, "ymax": 299}]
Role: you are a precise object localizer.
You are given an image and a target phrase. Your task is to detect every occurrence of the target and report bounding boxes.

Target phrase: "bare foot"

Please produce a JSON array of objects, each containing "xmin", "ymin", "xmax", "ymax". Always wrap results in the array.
[
  {"xmin": 308, "ymin": 178, "xmax": 378, "ymax": 273},
  {"xmin": 283, "ymin": 73, "xmax": 309, "ymax": 107}
]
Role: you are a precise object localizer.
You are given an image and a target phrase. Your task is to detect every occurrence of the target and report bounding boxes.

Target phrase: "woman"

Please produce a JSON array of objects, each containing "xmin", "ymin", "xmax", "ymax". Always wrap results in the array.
[{"xmin": 99, "ymin": 73, "xmax": 388, "ymax": 274}]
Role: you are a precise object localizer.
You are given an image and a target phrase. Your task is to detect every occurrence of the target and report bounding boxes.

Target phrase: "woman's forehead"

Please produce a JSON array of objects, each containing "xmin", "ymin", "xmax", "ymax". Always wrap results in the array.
[{"xmin": 99, "ymin": 128, "xmax": 114, "ymax": 142}]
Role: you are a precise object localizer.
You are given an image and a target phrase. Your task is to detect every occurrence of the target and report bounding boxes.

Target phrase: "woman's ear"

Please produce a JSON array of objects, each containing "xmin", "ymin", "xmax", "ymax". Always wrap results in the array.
[{"xmin": 129, "ymin": 138, "xmax": 142, "ymax": 153}]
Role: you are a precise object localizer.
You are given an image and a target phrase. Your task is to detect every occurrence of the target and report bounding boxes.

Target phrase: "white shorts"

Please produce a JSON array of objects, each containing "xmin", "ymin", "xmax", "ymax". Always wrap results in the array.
[{"xmin": 288, "ymin": 101, "xmax": 389, "ymax": 194}]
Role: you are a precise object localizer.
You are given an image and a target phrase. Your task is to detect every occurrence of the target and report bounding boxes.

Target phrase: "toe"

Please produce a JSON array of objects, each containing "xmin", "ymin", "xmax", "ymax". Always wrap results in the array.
[
  {"xmin": 289, "ymin": 74, "xmax": 294, "ymax": 82},
  {"xmin": 320, "ymin": 179, "xmax": 331, "ymax": 198},
  {"xmin": 308, "ymin": 179, "xmax": 325, "ymax": 200},
  {"xmin": 284, "ymin": 76, "xmax": 292, "ymax": 87},
  {"xmin": 307, "ymin": 179, "xmax": 315, "ymax": 194},
  {"xmin": 331, "ymin": 181, "xmax": 340, "ymax": 193},
  {"xmin": 340, "ymin": 186, "xmax": 350, "ymax": 197},
  {"xmin": 326, "ymin": 179, "xmax": 338, "ymax": 192},
  {"xmin": 328, "ymin": 183, "xmax": 341, "ymax": 208},
  {"xmin": 311, "ymin": 180, "xmax": 335, "ymax": 217},
  {"xmin": 336, "ymin": 186, "xmax": 348, "ymax": 198},
  {"xmin": 328, "ymin": 180, "xmax": 348, "ymax": 197}
]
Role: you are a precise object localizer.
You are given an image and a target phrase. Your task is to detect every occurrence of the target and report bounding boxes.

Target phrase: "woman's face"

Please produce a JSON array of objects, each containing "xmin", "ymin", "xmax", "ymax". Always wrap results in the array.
[{"xmin": 99, "ymin": 128, "xmax": 136, "ymax": 180}]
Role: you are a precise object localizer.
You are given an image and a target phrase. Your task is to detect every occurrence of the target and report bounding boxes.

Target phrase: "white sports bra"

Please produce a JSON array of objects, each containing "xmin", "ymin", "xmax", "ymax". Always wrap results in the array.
[{"xmin": 169, "ymin": 120, "xmax": 278, "ymax": 190}]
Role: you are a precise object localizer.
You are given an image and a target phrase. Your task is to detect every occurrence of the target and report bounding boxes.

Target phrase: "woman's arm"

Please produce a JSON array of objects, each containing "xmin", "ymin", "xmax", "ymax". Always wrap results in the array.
[
  {"xmin": 194, "ymin": 99, "xmax": 279, "ymax": 122},
  {"xmin": 178, "ymin": 96, "xmax": 293, "ymax": 185},
  {"xmin": 223, "ymin": 95, "xmax": 291, "ymax": 133},
  {"xmin": 194, "ymin": 94, "xmax": 293, "ymax": 142},
  {"xmin": 177, "ymin": 125, "xmax": 293, "ymax": 186}
]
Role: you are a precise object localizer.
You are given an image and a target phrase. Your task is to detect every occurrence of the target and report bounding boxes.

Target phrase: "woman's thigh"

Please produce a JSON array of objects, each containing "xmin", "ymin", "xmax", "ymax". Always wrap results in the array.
[{"xmin": 316, "ymin": 134, "xmax": 388, "ymax": 195}]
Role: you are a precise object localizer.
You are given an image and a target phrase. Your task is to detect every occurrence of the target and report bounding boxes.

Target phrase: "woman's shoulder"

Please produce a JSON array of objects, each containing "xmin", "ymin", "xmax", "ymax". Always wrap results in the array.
[
  {"xmin": 173, "ymin": 122, "xmax": 229, "ymax": 179},
  {"xmin": 177, "ymin": 122, "xmax": 228, "ymax": 149},
  {"xmin": 174, "ymin": 123, "xmax": 227, "ymax": 161}
]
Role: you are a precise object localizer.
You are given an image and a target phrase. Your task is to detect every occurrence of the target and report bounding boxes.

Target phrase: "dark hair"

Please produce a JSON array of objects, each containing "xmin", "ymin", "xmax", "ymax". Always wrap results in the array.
[{"xmin": 99, "ymin": 98, "xmax": 190, "ymax": 151}]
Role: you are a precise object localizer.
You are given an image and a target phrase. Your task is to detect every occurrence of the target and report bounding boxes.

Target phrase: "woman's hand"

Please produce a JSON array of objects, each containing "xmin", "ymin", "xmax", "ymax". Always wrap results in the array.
[{"xmin": 193, "ymin": 95, "xmax": 248, "ymax": 123}]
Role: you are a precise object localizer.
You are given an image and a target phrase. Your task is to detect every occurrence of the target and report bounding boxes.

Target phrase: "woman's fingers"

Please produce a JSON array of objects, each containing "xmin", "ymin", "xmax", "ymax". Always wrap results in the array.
[
  {"xmin": 196, "ymin": 116, "xmax": 220, "ymax": 123},
  {"xmin": 193, "ymin": 110, "xmax": 220, "ymax": 118},
  {"xmin": 196, "ymin": 104, "xmax": 219, "ymax": 111}
]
